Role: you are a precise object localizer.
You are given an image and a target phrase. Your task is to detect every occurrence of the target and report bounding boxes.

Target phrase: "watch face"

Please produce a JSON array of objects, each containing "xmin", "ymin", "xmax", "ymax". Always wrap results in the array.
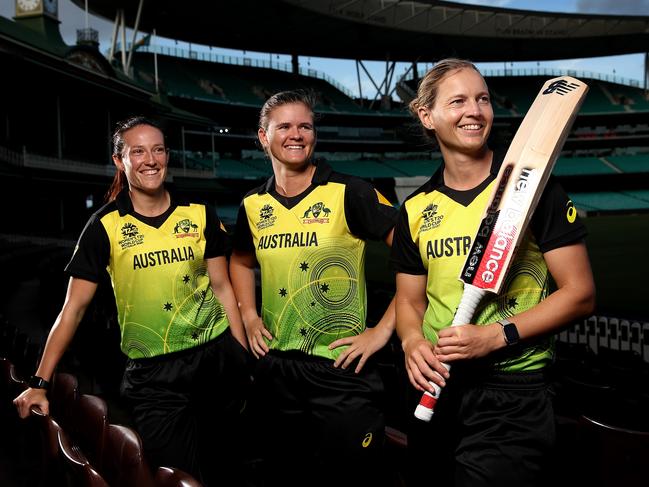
[
  {"xmin": 503, "ymin": 323, "xmax": 519, "ymax": 345},
  {"xmin": 17, "ymin": 0, "xmax": 40, "ymax": 12}
]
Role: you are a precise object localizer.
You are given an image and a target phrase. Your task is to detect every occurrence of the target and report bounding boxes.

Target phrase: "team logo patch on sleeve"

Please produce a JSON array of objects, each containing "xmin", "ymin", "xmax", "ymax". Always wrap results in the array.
[
  {"xmin": 173, "ymin": 219, "xmax": 199, "ymax": 238},
  {"xmin": 119, "ymin": 222, "xmax": 144, "ymax": 249},
  {"xmin": 302, "ymin": 201, "xmax": 331, "ymax": 224},
  {"xmin": 257, "ymin": 204, "xmax": 277, "ymax": 230},
  {"xmin": 419, "ymin": 204, "xmax": 445, "ymax": 233}
]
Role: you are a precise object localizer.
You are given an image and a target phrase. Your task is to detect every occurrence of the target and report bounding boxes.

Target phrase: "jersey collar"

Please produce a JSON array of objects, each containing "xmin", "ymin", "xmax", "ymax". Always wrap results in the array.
[
  {"xmin": 257, "ymin": 160, "xmax": 334, "ymax": 195},
  {"xmin": 114, "ymin": 187, "xmax": 180, "ymax": 216},
  {"xmin": 422, "ymin": 148, "xmax": 504, "ymax": 194}
]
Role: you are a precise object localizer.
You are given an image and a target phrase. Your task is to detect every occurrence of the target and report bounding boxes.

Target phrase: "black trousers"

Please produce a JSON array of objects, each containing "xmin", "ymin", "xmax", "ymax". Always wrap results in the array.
[
  {"xmin": 120, "ymin": 330, "xmax": 252, "ymax": 487},
  {"xmin": 248, "ymin": 350, "xmax": 387, "ymax": 487},
  {"xmin": 406, "ymin": 366, "xmax": 556, "ymax": 487}
]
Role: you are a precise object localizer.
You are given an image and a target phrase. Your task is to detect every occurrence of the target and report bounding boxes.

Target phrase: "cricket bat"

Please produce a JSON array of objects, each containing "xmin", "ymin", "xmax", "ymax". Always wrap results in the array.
[{"xmin": 414, "ymin": 76, "xmax": 589, "ymax": 422}]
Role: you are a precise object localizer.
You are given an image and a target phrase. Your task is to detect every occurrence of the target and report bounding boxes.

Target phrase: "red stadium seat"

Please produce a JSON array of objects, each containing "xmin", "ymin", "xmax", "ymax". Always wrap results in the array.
[
  {"xmin": 154, "ymin": 466, "xmax": 204, "ymax": 487},
  {"xmin": 58, "ymin": 427, "xmax": 109, "ymax": 487},
  {"xmin": 29, "ymin": 406, "xmax": 66, "ymax": 486},
  {"xmin": 101, "ymin": 423, "xmax": 155, "ymax": 487},
  {"xmin": 49, "ymin": 372, "xmax": 79, "ymax": 431},
  {"xmin": 72, "ymin": 394, "xmax": 109, "ymax": 471}
]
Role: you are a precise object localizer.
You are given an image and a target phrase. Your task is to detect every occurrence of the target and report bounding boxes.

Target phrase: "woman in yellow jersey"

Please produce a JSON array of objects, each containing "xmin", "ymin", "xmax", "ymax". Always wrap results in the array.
[
  {"xmin": 391, "ymin": 59, "xmax": 596, "ymax": 487},
  {"xmin": 230, "ymin": 90, "xmax": 398, "ymax": 486},
  {"xmin": 14, "ymin": 116, "xmax": 250, "ymax": 486}
]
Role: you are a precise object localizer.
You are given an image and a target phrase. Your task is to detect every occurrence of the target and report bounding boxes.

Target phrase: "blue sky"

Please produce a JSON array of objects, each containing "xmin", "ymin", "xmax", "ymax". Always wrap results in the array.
[{"xmin": 1, "ymin": 0, "xmax": 647, "ymax": 98}]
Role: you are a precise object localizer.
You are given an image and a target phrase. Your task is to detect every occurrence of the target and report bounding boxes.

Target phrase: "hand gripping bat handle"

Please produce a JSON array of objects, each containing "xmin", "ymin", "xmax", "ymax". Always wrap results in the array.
[{"xmin": 414, "ymin": 285, "xmax": 487, "ymax": 421}]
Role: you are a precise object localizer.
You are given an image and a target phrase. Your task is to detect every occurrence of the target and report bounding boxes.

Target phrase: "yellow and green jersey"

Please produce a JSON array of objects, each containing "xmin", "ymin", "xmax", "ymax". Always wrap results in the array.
[
  {"xmin": 391, "ymin": 152, "xmax": 587, "ymax": 371},
  {"xmin": 233, "ymin": 162, "xmax": 398, "ymax": 360},
  {"xmin": 66, "ymin": 190, "xmax": 231, "ymax": 359}
]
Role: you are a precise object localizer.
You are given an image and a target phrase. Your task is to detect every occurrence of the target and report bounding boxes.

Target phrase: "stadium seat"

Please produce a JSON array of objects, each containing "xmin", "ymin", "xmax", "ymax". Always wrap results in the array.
[
  {"xmin": 29, "ymin": 406, "xmax": 66, "ymax": 486},
  {"xmin": 154, "ymin": 466, "xmax": 204, "ymax": 487},
  {"xmin": 608, "ymin": 317, "xmax": 620, "ymax": 350},
  {"xmin": 586, "ymin": 315, "xmax": 599, "ymax": 354},
  {"xmin": 49, "ymin": 372, "xmax": 79, "ymax": 432},
  {"xmin": 72, "ymin": 394, "xmax": 109, "ymax": 471},
  {"xmin": 643, "ymin": 322, "xmax": 649, "ymax": 363},
  {"xmin": 58, "ymin": 427, "xmax": 109, "ymax": 487},
  {"xmin": 101, "ymin": 422, "xmax": 205, "ymax": 487},
  {"xmin": 630, "ymin": 321, "xmax": 642, "ymax": 356},
  {"xmin": 101, "ymin": 423, "xmax": 153, "ymax": 487},
  {"xmin": 577, "ymin": 415, "xmax": 649, "ymax": 487}
]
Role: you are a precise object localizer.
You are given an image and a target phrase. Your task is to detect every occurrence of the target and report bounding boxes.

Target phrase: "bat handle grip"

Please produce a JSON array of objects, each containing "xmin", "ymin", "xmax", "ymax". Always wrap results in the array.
[{"xmin": 414, "ymin": 285, "xmax": 486, "ymax": 422}]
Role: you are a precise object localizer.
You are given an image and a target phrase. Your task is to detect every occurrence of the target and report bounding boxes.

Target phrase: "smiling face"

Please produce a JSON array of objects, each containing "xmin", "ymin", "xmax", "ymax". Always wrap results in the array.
[
  {"xmin": 258, "ymin": 102, "xmax": 316, "ymax": 169},
  {"xmin": 112, "ymin": 124, "xmax": 168, "ymax": 196},
  {"xmin": 417, "ymin": 68, "xmax": 493, "ymax": 157}
]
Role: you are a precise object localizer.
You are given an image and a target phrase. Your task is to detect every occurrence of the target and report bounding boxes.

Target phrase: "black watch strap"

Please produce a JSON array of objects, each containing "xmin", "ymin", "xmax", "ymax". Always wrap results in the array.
[{"xmin": 28, "ymin": 375, "xmax": 50, "ymax": 390}]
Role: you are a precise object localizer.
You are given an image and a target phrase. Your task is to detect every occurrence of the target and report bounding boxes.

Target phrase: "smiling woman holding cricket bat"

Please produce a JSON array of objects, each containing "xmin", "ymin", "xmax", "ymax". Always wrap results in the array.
[{"xmin": 390, "ymin": 59, "xmax": 596, "ymax": 487}]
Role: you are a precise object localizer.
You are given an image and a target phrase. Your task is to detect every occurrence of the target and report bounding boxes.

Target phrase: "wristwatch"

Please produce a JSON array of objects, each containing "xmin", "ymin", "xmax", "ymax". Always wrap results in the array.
[
  {"xmin": 28, "ymin": 375, "xmax": 50, "ymax": 390},
  {"xmin": 497, "ymin": 318, "xmax": 520, "ymax": 346}
]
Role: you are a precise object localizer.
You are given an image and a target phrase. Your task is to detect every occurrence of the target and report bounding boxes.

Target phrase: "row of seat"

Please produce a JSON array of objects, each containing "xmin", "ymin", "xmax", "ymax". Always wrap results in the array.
[
  {"xmin": 557, "ymin": 314, "xmax": 649, "ymax": 360},
  {"xmin": 1, "ymin": 357, "xmax": 202, "ymax": 487}
]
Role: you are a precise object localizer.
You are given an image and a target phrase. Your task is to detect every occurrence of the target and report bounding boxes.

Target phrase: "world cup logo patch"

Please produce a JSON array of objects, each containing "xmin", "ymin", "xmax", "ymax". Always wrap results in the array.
[{"xmin": 257, "ymin": 204, "xmax": 277, "ymax": 230}]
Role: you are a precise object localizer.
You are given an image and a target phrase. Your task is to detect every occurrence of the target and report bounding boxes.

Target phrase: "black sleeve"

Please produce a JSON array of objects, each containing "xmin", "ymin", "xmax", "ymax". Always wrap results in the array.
[
  {"xmin": 344, "ymin": 178, "xmax": 398, "ymax": 241},
  {"xmin": 232, "ymin": 202, "xmax": 255, "ymax": 253},
  {"xmin": 204, "ymin": 205, "xmax": 231, "ymax": 258},
  {"xmin": 64, "ymin": 214, "xmax": 110, "ymax": 282},
  {"xmin": 529, "ymin": 176, "xmax": 587, "ymax": 253},
  {"xmin": 390, "ymin": 204, "xmax": 427, "ymax": 275}
]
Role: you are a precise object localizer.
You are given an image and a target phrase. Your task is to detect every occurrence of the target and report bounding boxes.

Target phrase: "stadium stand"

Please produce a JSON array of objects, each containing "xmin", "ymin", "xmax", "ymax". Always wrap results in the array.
[
  {"xmin": 607, "ymin": 154, "xmax": 649, "ymax": 173},
  {"xmin": 132, "ymin": 52, "xmax": 400, "ymax": 116},
  {"xmin": 553, "ymin": 156, "xmax": 618, "ymax": 176},
  {"xmin": 570, "ymin": 191, "xmax": 649, "ymax": 212}
]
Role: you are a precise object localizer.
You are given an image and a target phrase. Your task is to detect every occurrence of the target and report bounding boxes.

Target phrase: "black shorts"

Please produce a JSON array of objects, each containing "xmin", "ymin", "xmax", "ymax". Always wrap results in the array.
[
  {"xmin": 121, "ymin": 329, "xmax": 251, "ymax": 486},
  {"xmin": 406, "ymin": 366, "xmax": 556, "ymax": 487},
  {"xmin": 249, "ymin": 350, "xmax": 386, "ymax": 486}
]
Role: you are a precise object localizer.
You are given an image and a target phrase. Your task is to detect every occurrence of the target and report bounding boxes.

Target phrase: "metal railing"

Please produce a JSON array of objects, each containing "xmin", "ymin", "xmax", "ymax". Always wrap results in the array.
[
  {"xmin": 116, "ymin": 43, "xmax": 356, "ymax": 98},
  {"xmin": 405, "ymin": 67, "xmax": 642, "ymax": 88},
  {"xmin": 0, "ymin": 145, "xmax": 215, "ymax": 180}
]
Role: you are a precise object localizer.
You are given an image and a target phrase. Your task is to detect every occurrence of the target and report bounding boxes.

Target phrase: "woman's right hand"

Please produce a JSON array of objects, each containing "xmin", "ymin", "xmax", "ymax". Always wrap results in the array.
[
  {"xmin": 402, "ymin": 336, "xmax": 449, "ymax": 393},
  {"xmin": 13, "ymin": 388, "xmax": 49, "ymax": 419},
  {"xmin": 244, "ymin": 315, "xmax": 273, "ymax": 359}
]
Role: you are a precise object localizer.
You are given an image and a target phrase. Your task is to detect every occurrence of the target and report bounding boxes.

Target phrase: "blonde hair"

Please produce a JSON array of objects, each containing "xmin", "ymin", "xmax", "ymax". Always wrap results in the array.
[
  {"xmin": 409, "ymin": 58, "xmax": 481, "ymax": 115},
  {"xmin": 258, "ymin": 90, "xmax": 317, "ymax": 131}
]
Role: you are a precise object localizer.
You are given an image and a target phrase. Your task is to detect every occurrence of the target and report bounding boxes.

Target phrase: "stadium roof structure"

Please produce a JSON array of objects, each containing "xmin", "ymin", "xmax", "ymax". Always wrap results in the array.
[{"xmin": 73, "ymin": 0, "xmax": 649, "ymax": 62}]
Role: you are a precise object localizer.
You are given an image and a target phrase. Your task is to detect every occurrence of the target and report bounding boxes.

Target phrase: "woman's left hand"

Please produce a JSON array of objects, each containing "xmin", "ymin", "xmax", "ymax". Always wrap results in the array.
[
  {"xmin": 433, "ymin": 323, "xmax": 502, "ymax": 362},
  {"xmin": 329, "ymin": 325, "xmax": 393, "ymax": 373}
]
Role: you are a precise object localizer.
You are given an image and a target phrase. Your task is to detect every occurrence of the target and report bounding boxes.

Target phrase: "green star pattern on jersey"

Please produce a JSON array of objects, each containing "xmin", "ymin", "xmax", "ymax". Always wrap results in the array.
[
  {"xmin": 403, "ymin": 180, "xmax": 551, "ymax": 372},
  {"xmin": 100, "ymin": 204, "xmax": 229, "ymax": 359},
  {"xmin": 266, "ymin": 235, "xmax": 365, "ymax": 356},
  {"xmin": 243, "ymin": 182, "xmax": 371, "ymax": 360}
]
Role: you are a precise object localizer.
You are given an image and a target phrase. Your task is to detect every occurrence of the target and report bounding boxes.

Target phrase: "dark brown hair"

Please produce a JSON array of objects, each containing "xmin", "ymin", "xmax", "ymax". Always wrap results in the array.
[{"xmin": 105, "ymin": 116, "xmax": 166, "ymax": 202}]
